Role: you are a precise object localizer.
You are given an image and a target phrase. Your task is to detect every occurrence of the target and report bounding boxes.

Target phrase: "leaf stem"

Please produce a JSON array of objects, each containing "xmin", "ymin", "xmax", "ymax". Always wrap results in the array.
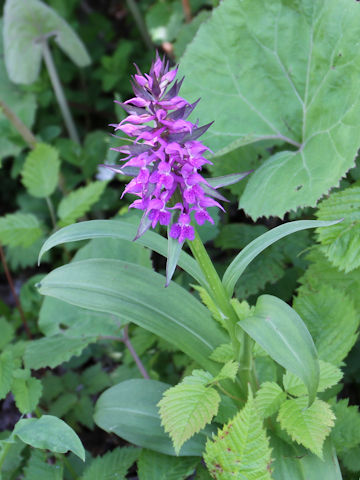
[
  {"xmin": 0, "ymin": 243, "xmax": 32, "ymax": 339},
  {"xmin": 45, "ymin": 197, "xmax": 57, "ymax": 229},
  {"xmin": 122, "ymin": 325, "xmax": 150, "ymax": 379},
  {"xmin": 41, "ymin": 40, "xmax": 81, "ymax": 145},
  {"xmin": 0, "ymin": 99, "xmax": 37, "ymax": 149}
]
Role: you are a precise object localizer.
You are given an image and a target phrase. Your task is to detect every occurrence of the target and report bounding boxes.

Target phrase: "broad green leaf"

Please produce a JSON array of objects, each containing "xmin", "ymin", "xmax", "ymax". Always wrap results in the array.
[
  {"xmin": 137, "ymin": 449, "xmax": 198, "ymax": 480},
  {"xmin": 331, "ymin": 399, "xmax": 360, "ymax": 453},
  {"xmin": 223, "ymin": 220, "xmax": 339, "ymax": 296},
  {"xmin": 315, "ymin": 186, "xmax": 360, "ymax": 272},
  {"xmin": 39, "ymin": 297, "xmax": 124, "ymax": 337},
  {"xmin": 271, "ymin": 435, "xmax": 342, "ymax": 480},
  {"xmin": 57, "ymin": 182, "xmax": 107, "ymax": 226},
  {"xmin": 0, "ymin": 317, "xmax": 15, "ymax": 349},
  {"xmin": 180, "ymin": 0, "xmax": 360, "ymax": 219},
  {"xmin": 0, "ymin": 351, "xmax": 14, "ymax": 400},
  {"xmin": 158, "ymin": 374, "xmax": 220, "ymax": 454},
  {"xmin": 283, "ymin": 361, "xmax": 343, "ymax": 397},
  {"xmin": 3, "ymin": 0, "xmax": 91, "ymax": 84},
  {"xmin": 37, "ymin": 259, "xmax": 227, "ymax": 373},
  {"xmin": 174, "ymin": 10, "xmax": 212, "ymax": 59},
  {"xmin": 81, "ymin": 447, "xmax": 140, "ymax": 480},
  {"xmin": 38, "ymin": 219, "xmax": 205, "ymax": 287},
  {"xmin": 277, "ymin": 397, "xmax": 335, "ymax": 458},
  {"xmin": 12, "ymin": 369, "xmax": 43, "ymax": 414},
  {"xmin": 24, "ymin": 334, "xmax": 95, "ymax": 370},
  {"xmin": 238, "ymin": 295, "xmax": 319, "ymax": 404},
  {"xmin": 209, "ymin": 344, "xmax": 234, "ymax": 364},
  {"xmin": 21, "ymin": 143, "xmax": 60, "ymax": 198},
  {"xmin": 94, "ymin": 379, "xmax": 213, "ymax": 456},
  {"xmin": 13, "ymin": 415, "xmax": 85, "ymax": 460},
  {"xmin": 293, "ymin": 284, "xmax": 359, "ymax": 366},
  {"xmin": 24, "ymin": 449, "xmax": 63, "ymax": 480},
  {"xmin": 255, "ymin": 382, "xmax": 286, "ymax": 419},
  {"xmin": 0, "ymin": 212, "xmax": 42, "ymax": 247},
  {"xmin": 204, "ymin": 392, "xmax": 272, "ymax": 479}
]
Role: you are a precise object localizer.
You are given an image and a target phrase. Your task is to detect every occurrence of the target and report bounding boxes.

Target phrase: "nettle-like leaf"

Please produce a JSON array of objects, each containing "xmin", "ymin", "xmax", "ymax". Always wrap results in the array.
[
  {"xmin": 14, "ymin": 415, "xmax": 85, "ymax": 460},
  {"xmin": 283, "ymin": 360, "xmax": 343, "ymax": 397},
  {"xmin": 3, "ymin": 0, "xmax": 91, "ymax": 85},
  {"xmin": 192, "ymin": 285, "xmax": 225, "ymax": 327},
  {"xmin": 204, "ymin": 392, "xmax": 272, "ymax": 479},
  {"xmin": 0, "ymin": 317, "xmax": 15, "ymax": 349},
  {"xmin": 181, "ymin": 0, "xmax": 360, "ymax": 219},
  {"xmin": 21, "ymin": 143, "xmax": 60, "ymax": 198},
  {"xmin": 137, "ymin": 449, "xmax": 198, "ymax": 480},
  {"xmin": 340, "ymin": 446, "xmax": 360, "ymax": 473},
  {"xmin": 293, "ymin": 284, "xmax": 359, "ymax": 366},
  {"xmin": 24, "ymin": 334, "xmax": 96, "ymax": 370},
  {"xmin": 0, "ymin": 351, "xmax": 14, "ymax": 400},
  {"xmin": 210, "ymin": 344, "xmax": 234, "ymax": 364},
  {"xmin": 57, "ymin": 181, "xmax": 107, "ymax": 226},
  {"xmin": 158, "ymin": 370, "xmax": 221, "ymax": 454},
  {"xmin": 277, "ymin": 397, "xmax": 335, "ymax": 458},
  {"xmin": 315, "ymin": 186, "xmax": 360, "ymax": 272},
  {"xmin": 12, "ymin": 369, "xmax": 43, "ymax": 414},
  {"xmin": 255, "ymin": 382, "xmax": 286, "ymax": 419},
  {"xmin": 331, "ymin": 399, "xmax": 360, "ymax": 453},
  {"xmin": 81, "ymin": 447, "xmax": 140, "ymax": 480},
  {"xmin": 24, "ymin": 449, "xmax": 63, "ymax": 480},
  {"xmin": 213, "ymin": 360, "xmax": 239, "ymax": 383},
  {"xmin": 299, "ymin": 246, "xmax": 360, "ymax": 311},
  {"xmin": 0, "ymin": 212, "xmax": 42, "ymax": 247}
]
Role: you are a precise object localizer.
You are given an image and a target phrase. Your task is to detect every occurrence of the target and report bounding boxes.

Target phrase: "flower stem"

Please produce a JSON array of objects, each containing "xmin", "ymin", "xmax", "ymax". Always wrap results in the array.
[
  {"xmin": 0, "ymin": 243, "xmax": 32, "ymax": 339},
  {"xmin": 41, "ymin": 40, "xmax": 81, "ymax": 145}
]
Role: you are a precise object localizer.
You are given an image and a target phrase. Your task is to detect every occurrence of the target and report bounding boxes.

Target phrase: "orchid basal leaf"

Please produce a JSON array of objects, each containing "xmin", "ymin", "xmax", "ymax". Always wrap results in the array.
[{"xmin": 180, "ymin": 0, "xmax": 360, "ymax": 219}]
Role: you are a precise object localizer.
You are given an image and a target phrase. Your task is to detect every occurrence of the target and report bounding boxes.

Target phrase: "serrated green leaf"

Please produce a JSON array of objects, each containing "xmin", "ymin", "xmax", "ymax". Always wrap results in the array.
[
  {"xmin": 277, "ymin": 397, "xmax": 335, "ymax": 458},
  {"xmin": 315, "ymin": 186, "xmax": 360, "ymax": 272},
  {"xmin": 294, "ymin": 284, "xmax": 359, "ymax": 366},
  {"xmin": 14, "ymin": 415, "xmax": 85, "ymax": 460},
  {"xmin": 331, "ymin": 399, "xmax": 360, "ymax": 453},
  {"xmin": 340, "ymin": 445, "xmax": 360, "ymax": 473},
  {"xmin": 137, "ymin": 449, "xmax": 198, "ymax": 480},
  {"xmin": 57, "ymin": 182, "xmax": 106, "ymax": 226},
  {"xmin": 213, "ymin": 360, "xmax": 239, "ymax": 383},
  {"xmin": 283, "ymin": 361, "xmax": 343, "ymax": 397},
  {"xmin": 73, "ymin": 395, "xmax": 94, "ymax": 430},
  {"xmin": 4, "ymin": 0, "xmax": 91, "ymax": 84},
  {"xmin": 0, "ymin": 212, "xmax": 42, "ymax": 247},
  {"xmin": 238, "ymin": 295, "xmax": 319, "ymax": 405},
  {"xmin": 210, "ymin": 344, "xmax": 234, "ymax": 364},
  {"xmin": 24, "ymin": 334, "xmax": 95, "ymax": 370},
  {"xmin": 21, "ymin": 143, "xmax": 60, "ymax": 198},
  {"xmin": 255, "ymin": 382, "xmax": 286, "ymax": 418},
  {"xmin": 192, "ymin": 285, "xmax": 225, "ymax": 327},
  {"xmin": 158, "ymin": 379, "xmax": 220, "ymax": 454},
  {"xmin": 49, "ymin": 392, "xmax": 78, "ymax": 418},
  {"xmin": 204, "ymin": 392, "xmax": 272, "ymax": 479},
  {"xmin": 81, "ymin": 447, "xmax": 139, "ymax": 480},
  {"xmin": 0, "ymin": 351, "xmax": 14, "ymax": 400},
  {"xmin": 81, "ymin": 364, "xmax": 111, "ymax": 395},
  {"xmin": 0, "ymin": 317, "xmax": 15, "ymax": 349},
  {"xmin": 181, "ymin": 0, "xmax": 360, "ymax": 219},
  {"xmin": 24, "ymin": 449, "xmax": 63, "ymax": 480},
  {"xmin": 12, "ymin": 369, "xmax": 43, "ymax": 413}
]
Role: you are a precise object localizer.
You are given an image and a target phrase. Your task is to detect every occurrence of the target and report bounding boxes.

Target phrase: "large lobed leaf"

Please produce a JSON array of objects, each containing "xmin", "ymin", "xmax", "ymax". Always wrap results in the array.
[
  {"xmin": 180, "ymin": 0, "xmax": 360, "ymax": 219},
  {"xmin": 204, "ymin": 393, "xmax": 272, "ymax": 479},
  {"xmin": 3, "ymin": 0, "xmax": 91, "ymax": 84}
]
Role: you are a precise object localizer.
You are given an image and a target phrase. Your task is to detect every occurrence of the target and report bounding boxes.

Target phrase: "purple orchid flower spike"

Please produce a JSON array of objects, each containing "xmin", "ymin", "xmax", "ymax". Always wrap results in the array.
[{"xmin": 106, "ymin": 53, "xmax": 250, "ymax": 284}]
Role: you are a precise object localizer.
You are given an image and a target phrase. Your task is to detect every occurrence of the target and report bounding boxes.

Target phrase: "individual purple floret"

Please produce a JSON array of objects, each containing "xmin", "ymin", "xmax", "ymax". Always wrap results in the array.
[{"xmin": 108, "ymin": 53, "xmax": 223, "ymax": 243}]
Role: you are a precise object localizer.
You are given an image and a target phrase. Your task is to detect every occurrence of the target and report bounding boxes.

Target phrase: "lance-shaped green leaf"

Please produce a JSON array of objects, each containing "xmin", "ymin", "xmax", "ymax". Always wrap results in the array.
[
  {"xmin": 94, "ymin": 379, "xmax": 213, "ymax": 456},
  {"xmin": 13, "ymin": 415, "xmax": 85, "ymax": 461},
  {"xmin": 238, "ymin": 295, "xmax": 319, "ymax": 405},
  {"xmin": 180, "ymin": 0, "xmax": 360, "ymax": 219},
  {"xmin": 3, "ymin": 0, "xmax": 91, "ymax": 84},
  {"xmin": 204, "ymin": 392, "xmax": 272, "ymax": 479},
  {"xmin": 37, "ymin": 259, "xmax": 227, "ymax": 373},
  {"xmin": 21, "ymin": 143, "xmax": 60, "ymax": 198},
  {"xmin": 222, "ymin": 219, "xmax": 340, "ymax": 296},
  {"xmin": 38, "ymin": 220, "xmax": 206, "ymax": 287}
]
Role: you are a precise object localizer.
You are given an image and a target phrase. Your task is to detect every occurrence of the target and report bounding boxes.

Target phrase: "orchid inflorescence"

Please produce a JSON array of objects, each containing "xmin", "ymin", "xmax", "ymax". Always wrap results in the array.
[{"xmin": 107, "ymin": 53, "xmax": 224, "ymax": 243}]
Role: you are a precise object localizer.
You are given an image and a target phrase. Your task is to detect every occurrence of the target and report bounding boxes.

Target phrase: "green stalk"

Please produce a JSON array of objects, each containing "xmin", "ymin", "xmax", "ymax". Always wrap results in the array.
[{"xmin": 41, "ymin": 40, "xmax": 80, "ymax": 144}]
